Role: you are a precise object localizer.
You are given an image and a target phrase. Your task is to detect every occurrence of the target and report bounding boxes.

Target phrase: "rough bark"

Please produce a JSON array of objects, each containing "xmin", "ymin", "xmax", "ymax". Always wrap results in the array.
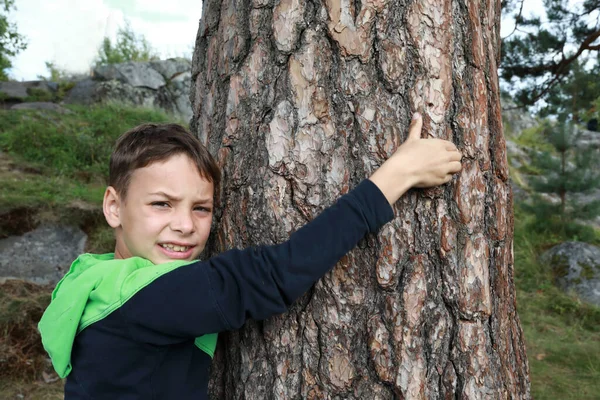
[{"xmin": 190, "ymin": 0, "xmax": 531, "ymax": 398}]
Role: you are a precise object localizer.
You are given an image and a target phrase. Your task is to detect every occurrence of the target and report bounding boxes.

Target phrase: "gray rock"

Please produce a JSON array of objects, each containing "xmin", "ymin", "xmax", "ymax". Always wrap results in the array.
[
  {"xmin": 540, "ymin": 241, "xmax": 600, "ymax": 306},
  {"xmin": 0, "ymin": 81, "xmax": 56, "ymax": 101},
  {"xmin": 0, "ymin": 81, "xmax": 29, "ymax": 100},
  {"xmin": 502, "ymin": 98, "xmax": 537, "ymax": 138},
  {"xmin": 93, "ymin": 80, "xmax": 156, "ymax": 109},
  {"xmin": 0, "ymin": 225, "xmax": 87, "ymax": 285},
  {"xmin": 150, "ymin": 58, "xmax": 192, "ymax": 81},
  {"xmin": 63, "ymin": 78, "xmax": 97, "ymax": 105},
  {"xmin": 60, "ymin": 59, "xmax": 193, "ymax": 119},
  {"xmin": 11, "ymin": 102, "xmax": 72, "ymax": 114},
  {"xmin": 576, "ymin": 128, "xmax": 600, "ymax": 149},
  {"xmin": 155, "ymin": 71, "xmax": 193, "ymax": 121},
  {"xmin": 94, "ymin": 62, "xmax": 166, "ymax": 90}
]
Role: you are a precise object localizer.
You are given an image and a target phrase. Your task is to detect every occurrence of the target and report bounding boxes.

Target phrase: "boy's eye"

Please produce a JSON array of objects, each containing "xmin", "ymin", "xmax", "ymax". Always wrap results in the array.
[
  {"xmin": 194, "ymin": 206, "xmax": 212, "ymax": 213},
  {"xmin": 151, "ymin": 201, "xmax": 169, "ymax": 208}
]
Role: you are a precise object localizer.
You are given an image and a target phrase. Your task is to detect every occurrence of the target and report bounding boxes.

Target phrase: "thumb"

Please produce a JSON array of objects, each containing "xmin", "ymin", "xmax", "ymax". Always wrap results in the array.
[{"xmin": 407, "ymin": 112, "xmax": 423, "ymax": 141}]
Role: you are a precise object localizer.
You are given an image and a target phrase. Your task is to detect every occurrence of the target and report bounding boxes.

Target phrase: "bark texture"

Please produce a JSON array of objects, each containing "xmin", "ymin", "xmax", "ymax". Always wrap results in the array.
[{"xmin": 190, "ymin": 0, "xmax": 531, "ymax": 397}]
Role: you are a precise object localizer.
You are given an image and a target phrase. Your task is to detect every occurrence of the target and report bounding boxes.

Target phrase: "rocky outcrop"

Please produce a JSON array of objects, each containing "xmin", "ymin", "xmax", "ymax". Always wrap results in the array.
[
  {"xmin": 64, "ymin": 58, "xmax": 193, "ymax": 121},
  {"xmin": 0, "ymin": 225, "xmax": 86, "ymax": 285},
  {"xmin": 0, "ymin": 58, "xmax": 193, "ymax": 121},
  {"xmin": 0, "ymin": 81, "xmax": 57, "ymax": 101},
  {"xmin": 540, "ymin": 241, "xmax": 600, "ymax": 307},
  {"xmin": 502, "ymin": 98, "xmax": 538, "ymax": 138}
]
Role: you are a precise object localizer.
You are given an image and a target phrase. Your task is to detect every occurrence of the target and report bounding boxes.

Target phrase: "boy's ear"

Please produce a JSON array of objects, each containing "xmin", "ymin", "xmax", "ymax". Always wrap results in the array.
[{"xmin": 103, "ymin": 186, "xmax": 122, "ymax": 228}]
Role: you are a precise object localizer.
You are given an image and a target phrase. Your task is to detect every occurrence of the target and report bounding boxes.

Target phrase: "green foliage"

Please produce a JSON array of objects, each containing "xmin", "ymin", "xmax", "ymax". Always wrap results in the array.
[
  {"xmin": 24, "ymin": 87, "xmax": 54, "ymax": 102},
  {"xmin": 521, "ymin": 121, "xmax": 600, "ymax": 235},
  {"xmin": 513, "ymin": 124, "xmax": 554, "ymax": 152},
  {"xmin": 513, "ymin": 205, "xmax": 600, "ymax": 399},
  {"xmin": 0, "ymin": 103, "xmax": 173, "ymax": 179},
  {"xmin": 537, "ymin": 59, "xmax": 600, "ymax": 122},
  {"xmin": 501, "ymin": 0, "xmax": 600, "ymax": 109},
  {"xmin": 37, "ymin": 61, "xmax": 70, "ymax": 82},
  {"xmin": 0, "ymin": 0, "xmax": 27, "ymax": 80},
  {"xmin": 94, "ymin": 21, "xmax": 159, "ymax": 67}
]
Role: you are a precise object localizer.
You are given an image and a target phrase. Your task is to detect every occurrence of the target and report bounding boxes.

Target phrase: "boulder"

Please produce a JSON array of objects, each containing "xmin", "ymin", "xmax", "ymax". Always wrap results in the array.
[
  {"xmin": 0, "ymin": 225, "xmax": 87, "ymax": 285},
  {"xmin": 63, "ymin": 78, "xmax": 97, "ymax": 105},
  {"xmin": 0, "ymin": 81, "xmax": 28, "ymax": 100},
  {"xmin": 155, "ymin": 71, "xmax": 193, "ymax": 121},
  {"xmin": 94, "ymin": 62, "xmax": 166, "ymax": 90},
  {"xmin": 93, "ymin": 80, "xmax": 156, "ymax": 109},
  {"xmin": 11, "ymin": 102, "xmax": 72, "ymax": 114},
  {"xmin": 150, "ymin": 58, "xmax": 192, "ymax": 81},
  {"xmin": 0, "ymin": 81, "xmax": 55, "ymax": 101},
  {"xmin": 501, "ymin": 98, "xmax": 537, "ymax": 138},
  {"xmin": 576, "ymin": 128, "xmax": 600, "ymax": 149},
  {"xmin": 540, "ymin": 241, "xmax": 600, "ymax": 306}
]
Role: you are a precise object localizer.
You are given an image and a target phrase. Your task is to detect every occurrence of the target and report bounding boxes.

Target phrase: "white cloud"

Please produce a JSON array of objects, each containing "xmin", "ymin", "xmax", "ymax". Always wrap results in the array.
[{"xmin": 9, "ymin": 0, "xmax": 202, "ymax": 81}]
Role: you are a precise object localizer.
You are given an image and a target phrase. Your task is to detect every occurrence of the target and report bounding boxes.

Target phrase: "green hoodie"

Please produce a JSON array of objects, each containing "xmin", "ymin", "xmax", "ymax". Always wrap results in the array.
[{"xmin": 38, "ymin": 253, "xmax": 217, "ymax": 378}]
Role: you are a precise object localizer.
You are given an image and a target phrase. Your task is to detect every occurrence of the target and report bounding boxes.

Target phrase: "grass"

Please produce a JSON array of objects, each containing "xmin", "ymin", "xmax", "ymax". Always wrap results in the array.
[
  {"xmin": 513, "ymin": 205, "xmax": 600, "ymax": 399},
  {"xmin": 0, "ymin": 170, "xmax": 105, "ymax": 212},
  {"xmin": 0, "ymin": 103, "xmax": 178, "ymax": 178}
]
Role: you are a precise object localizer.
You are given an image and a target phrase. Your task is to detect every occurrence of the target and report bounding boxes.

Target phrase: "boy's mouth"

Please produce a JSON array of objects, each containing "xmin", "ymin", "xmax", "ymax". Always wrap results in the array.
[{"xmin": 160, "ymin": 243, "xmax": 192, "ymax": 252}]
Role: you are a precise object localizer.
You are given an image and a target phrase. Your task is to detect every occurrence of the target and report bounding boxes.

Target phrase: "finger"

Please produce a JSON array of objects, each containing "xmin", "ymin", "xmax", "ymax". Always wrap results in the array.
[
  {"xmin": 445, "ymin": 142, "xmax": 458, "ymax": 151},
  {"xmin": 448, "ymin": 161, "xmax": 462, "ymax": 173},
  {"xmin": 448, "ymin": 151, "xmax": 462, "ymax": 162},
  {"xmin": 407, "ymin": 112, "xmax": 423, "ymax": 141}
]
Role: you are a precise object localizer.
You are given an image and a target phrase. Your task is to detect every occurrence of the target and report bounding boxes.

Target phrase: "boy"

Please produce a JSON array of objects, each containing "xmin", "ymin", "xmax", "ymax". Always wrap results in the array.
[{"xmin": 39, "ymin": 113, "xmax": 462, "ymax": 399}]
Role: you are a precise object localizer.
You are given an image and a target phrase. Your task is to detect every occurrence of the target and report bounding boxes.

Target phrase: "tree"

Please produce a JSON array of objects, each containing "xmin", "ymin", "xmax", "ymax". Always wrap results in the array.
[
  {"xmin": 191, "ymin": 0, "xmax": 531, "ymax": 397},
  {"xmin": 501, "ymin": 0, "xmax": 600, "ymax": 108},
  {"xmin": 94, "ymin": 21, "xmax": 159, "ymax": 67},
  {"xmin": 0, "ymin": 0, "xmax": 26, "ymax": 81},
  {"xmin": 524, "ymin": 121, "xmax": 600, "ymax": 240},
  {"xmin": 535, "ymin": 57, "xmax": 600, "ymax": 123}
]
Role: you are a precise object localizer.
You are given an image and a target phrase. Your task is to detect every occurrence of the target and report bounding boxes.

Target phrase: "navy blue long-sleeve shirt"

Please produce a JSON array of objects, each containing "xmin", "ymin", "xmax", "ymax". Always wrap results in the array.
[{"xmin": 65, "ymin": 180, "xmax": 394, "ymax": 399}]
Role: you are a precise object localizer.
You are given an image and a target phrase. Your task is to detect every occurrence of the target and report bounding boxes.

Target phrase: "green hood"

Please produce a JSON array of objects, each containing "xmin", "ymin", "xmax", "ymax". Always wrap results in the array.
[{"xmin": 38, "ymin": 253, "xmax": 217, "ymax": 378}]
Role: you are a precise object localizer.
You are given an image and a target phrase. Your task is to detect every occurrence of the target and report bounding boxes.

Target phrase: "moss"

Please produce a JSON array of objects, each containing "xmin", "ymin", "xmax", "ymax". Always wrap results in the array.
[
  {"xmin": 25, "ymin": 87, "xmax": 54, "ymax": 102},
  {"xmin": 551, "ymin": 254, "xmax": 570, "ymax": 280},
  {"xmin": 580, "ymin": 262, "xmax": 596, "ymax": 280}
]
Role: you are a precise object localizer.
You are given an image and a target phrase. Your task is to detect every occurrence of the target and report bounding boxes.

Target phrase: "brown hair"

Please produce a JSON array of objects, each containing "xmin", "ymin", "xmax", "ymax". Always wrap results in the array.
[{"xmin": 109, "ymin": 123, "xmax": 221, "ymax": 200}]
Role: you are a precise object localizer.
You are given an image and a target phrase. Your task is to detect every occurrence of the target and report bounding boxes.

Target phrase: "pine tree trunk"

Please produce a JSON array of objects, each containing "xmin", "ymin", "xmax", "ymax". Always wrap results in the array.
[{"xmin": 190, "ymin": 0, "xmax": 531, "ymax": 398}]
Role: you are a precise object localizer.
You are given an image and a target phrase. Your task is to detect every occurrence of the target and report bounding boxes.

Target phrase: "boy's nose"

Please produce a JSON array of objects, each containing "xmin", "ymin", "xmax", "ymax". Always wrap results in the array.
[{"xmin": 171, "ymin": 209, "xmax": 195, "ymax": 234}]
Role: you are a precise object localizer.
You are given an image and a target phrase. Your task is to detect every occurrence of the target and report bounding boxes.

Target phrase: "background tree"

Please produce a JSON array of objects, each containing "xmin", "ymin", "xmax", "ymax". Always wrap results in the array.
[
  {"xmin": 523, "ymin": 121, "xmax": 600, "ymax": 240},
  {"xmin": 0, "ymin": 0, "xmax": 26, "ymax": 81},
  {"xmin": 501, "ymin": 0, "xmax": 600, "ymax": 108},
  {"xmin": 191, "ymin": 0, "xmax": 530, "ymax": 397},
  {"xmin": 94, "ymin": 21, "xmax": 159, "ymax": 67},
  {"xmin": 534, "ymin": 55, "xmax": 600, "ymax": 123}
]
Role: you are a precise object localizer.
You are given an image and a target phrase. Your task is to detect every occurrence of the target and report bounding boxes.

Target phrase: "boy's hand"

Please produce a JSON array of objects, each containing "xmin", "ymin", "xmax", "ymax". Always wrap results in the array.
[{"xmin": 369, "ymin": 113, "xmax": 462, "ymax": 205}]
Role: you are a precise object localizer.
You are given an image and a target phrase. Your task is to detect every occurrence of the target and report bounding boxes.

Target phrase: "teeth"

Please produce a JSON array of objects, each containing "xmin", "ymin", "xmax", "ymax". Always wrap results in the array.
[{"xmin": 161, "ymin": 244, "xmax": 190, "ymax": 252}]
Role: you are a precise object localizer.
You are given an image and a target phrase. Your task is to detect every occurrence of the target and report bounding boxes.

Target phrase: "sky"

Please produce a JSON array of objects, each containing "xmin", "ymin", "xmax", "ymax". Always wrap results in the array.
[
  {"xmin": 6, "ymin": 0, "xmax": 550, "ymax": 81},
  {"xmin": 8, "ymin": 0, "xmax": 203, "ymax": 81}
]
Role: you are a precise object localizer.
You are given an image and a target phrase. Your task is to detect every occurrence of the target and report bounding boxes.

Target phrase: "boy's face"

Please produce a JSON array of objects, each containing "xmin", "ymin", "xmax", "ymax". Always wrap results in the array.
[{"xmin": 103, "ymin": 153, "xmax": 214, "ymax": 265}]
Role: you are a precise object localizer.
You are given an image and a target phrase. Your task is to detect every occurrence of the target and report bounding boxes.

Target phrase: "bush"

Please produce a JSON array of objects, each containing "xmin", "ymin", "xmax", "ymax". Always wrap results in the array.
[{"xmin": 94, "ymin": 21, "xmax": 159, "ymax": 67}]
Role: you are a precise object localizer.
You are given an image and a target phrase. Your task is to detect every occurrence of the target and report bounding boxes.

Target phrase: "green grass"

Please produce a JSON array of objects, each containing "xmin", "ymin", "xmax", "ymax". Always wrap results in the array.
[
  {"xmin": 0, "ymin": 103, "xmax": 177, "ymax": 179},
  {"xmin": 0, "ymin": 171, "xmax": 105, "ymax": 211},
  {"xmin": 513, "ymin": 206, "xmax": 600, "ymax": 399}
]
